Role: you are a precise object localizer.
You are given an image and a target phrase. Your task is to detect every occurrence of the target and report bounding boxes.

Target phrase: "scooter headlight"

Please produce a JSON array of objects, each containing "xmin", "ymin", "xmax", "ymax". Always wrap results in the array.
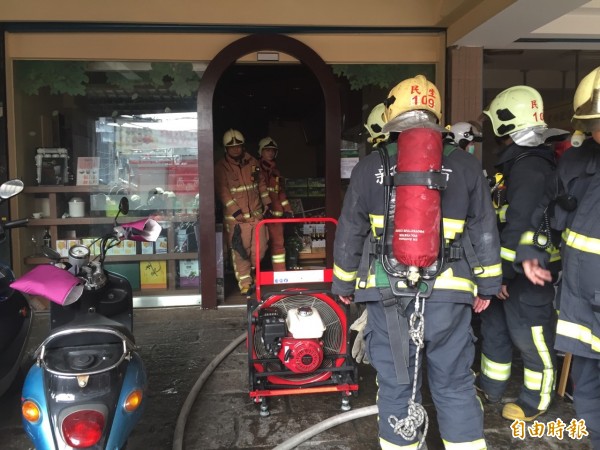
[
  {"xmin": 62, "ymin": 409, "xmax": 105, "ymax": 448},
  {"xmin": 124, "ymin": 389, "xmax": 143, "ymax": 412},
  {"xmin": 22, "ymin": 400, "xmax": 41, "ymax": 423}
]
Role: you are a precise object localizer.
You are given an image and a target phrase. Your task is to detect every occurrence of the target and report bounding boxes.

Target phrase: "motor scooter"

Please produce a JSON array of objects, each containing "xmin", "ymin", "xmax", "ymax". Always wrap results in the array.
[
  {"xmin": 0, "ymin": 179, "xmax": 31, "ymax": 397},
  {"xmin": 13, "ymin": 197, "xmax": 161, "ymax": 450}
]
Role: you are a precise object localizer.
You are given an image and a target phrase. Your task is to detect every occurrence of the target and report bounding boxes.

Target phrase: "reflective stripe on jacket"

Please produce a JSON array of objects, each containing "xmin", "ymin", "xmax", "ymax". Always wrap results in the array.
[
  {"xmin": 493, "ymin": 143, "xmax": 558, "ymax": 281},
  {"xmin": 215, "ymin": 153, "xmax": 271, "ymax": 220},
  {"xmin": 260, "ymin": 159, "xmax": 293, "ymax": 215}
]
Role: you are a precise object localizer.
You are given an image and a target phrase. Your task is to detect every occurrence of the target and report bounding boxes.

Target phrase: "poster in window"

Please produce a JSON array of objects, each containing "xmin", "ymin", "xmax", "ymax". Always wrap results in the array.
[{"xmin": 76, "ymin": 157, "xmax": 100, "ymax": 186}]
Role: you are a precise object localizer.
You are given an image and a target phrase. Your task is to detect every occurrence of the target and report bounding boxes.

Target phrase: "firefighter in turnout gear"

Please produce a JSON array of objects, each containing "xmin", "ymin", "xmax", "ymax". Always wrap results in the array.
[
  {"xmin": 258, "ymin": 137, "xmax": 293, "ymax": 271},
  {"xmin": 215, "ymin": 129, "xmax": 271, "ymax": 294},
  {"xmin": 518, "ymin": 67, "xmax": 600, "ymax": 448},
  {"xmin": 332, "ymin": 76, "xmax": 502, "ymax": 449},
  {"xmin": 478, "ymin": 86, "xmax": 567, "ymax": 422}
]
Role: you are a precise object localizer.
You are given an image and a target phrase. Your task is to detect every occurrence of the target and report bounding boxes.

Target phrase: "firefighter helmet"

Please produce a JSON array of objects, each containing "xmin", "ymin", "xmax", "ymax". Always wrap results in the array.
[
  {"xmin": 258, "ymin": 137, "xmax": 278, "ymax": 157},
  {"xmin": 572, "ymin": 66, "xmax": 600, "ymax": 133},
  {"xmin": 483, "ymin": 86, "xmax": 546, "ymax": 137},
  {"xmin": 382, "ymin": 75, "xmax": 446, "ymax": 133},
  {"xmin": 364, "ymin": 103, "xmax": 389, "ymax": 146},
  {"xmin": 383, "ymin": 75, "xmax": 442, "ymax": 123},
  {"xmin": 223, "ymin": 129, "xmax": 245, "ymax": 147},
  {"xmin": 450, "ymin": 121, "xmax": 482, "ymax": 144}
]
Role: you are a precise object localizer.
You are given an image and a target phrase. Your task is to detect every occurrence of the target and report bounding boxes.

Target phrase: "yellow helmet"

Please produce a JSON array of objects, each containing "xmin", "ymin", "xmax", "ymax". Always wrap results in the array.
[
  {"xmin": 383, "ymin": 75, "xmax": 442, "ymax": 123},
  {"xmin": 572, "ymin": 66, "xmax": 600, "ymax": 132},
  {"xmin": 223, "ymin": 129, "xmax": 245, "ymax": 147},
  {"xmin": 483, "ymin": 86, "xmax": 546, "ymax": 137},
  {"xmin": 364, "ymin": 103, "xmax": 389, "ymax": 147},
  {"xmin": 258, "ymin": 137, "xmax": 278, "ymax": 156}
]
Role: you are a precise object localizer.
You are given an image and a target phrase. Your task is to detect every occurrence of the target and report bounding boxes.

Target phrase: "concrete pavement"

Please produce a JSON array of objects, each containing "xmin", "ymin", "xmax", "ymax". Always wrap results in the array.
[{"xmin": 0, "ymin": 306, "xmax": 592, "ymax": 449}]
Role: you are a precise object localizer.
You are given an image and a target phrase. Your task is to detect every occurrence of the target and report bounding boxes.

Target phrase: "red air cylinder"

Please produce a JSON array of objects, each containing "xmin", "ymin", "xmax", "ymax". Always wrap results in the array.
[{"xmin": 393, "ymin": 127, "xmax": 442, "ymax": 268}]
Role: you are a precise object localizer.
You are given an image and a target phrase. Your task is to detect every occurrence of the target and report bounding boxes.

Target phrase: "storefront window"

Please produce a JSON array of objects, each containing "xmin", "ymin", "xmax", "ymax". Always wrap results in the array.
[{"xmin": 12, "ymin": 60, "xmax": 206, "ymax": 307}]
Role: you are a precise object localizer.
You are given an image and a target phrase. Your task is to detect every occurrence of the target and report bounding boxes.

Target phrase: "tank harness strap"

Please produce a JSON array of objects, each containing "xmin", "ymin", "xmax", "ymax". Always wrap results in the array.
[
  {"xmin": 457, "ymin": 229, "xmax": 484, "ymax": 276},
  {"xmin": 393, "ymin": 171, "xmax": 448, "ymax": 190},
  {"xmin": 380, "ymin": 288, "xmax": 413, "ymax": 385},
  {"xmin": 356, "ymin": 237, "xmax": 376, "ymax": 289}
]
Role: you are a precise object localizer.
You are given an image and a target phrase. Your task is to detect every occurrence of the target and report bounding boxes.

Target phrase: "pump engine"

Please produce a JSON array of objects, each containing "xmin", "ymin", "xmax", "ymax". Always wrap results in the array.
[{"xmin": 257, "ymin": 305, "xmax": 325, "ymax": 374}]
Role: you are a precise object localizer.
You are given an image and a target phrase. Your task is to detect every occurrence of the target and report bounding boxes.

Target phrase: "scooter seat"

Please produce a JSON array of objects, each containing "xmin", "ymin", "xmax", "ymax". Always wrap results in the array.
[
  {"xmin": 44, "ymin": 340, "xmax": 125, "ymax": 374},
  {"xmin": 43, "ymin": 313, "xmax": 135, "ymax": 350}
]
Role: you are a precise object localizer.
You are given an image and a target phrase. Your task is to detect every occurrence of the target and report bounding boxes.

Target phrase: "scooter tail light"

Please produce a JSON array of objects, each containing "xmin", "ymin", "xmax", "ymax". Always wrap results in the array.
[
  {"xmin": 124, "ymin": 389, "xmax": 143, "ymax": 412},
  {"xmin": 62, "ymin": 410, "xmax": 105, "ymax": 448},
  {"xmin": 22, "ymin": 400, "xmax": 41, "ymax": 423}
]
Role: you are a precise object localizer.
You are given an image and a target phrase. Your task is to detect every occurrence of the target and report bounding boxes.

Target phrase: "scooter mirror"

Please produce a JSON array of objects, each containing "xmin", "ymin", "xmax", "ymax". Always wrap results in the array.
[
  {"xmin": 0, "ymin": 179, "xmax": 24, "ymax": 199},
  {"xmin": 41, "ymin": 246, "xmax": 61, "ymax": 261},
  {"xmin": 119, "ymin": 197, "xmax": 129, "ymax": 215}
]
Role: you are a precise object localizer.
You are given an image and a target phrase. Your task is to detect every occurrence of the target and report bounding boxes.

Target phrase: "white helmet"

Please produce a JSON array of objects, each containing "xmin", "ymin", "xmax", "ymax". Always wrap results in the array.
[
  {"xmin": 258, "ymin": 137, "xmax": 278, "ymax": 157},
  {"xmin": 364, "ymin": 103, "xmax": 389, "ymax": 147},
  {"xmin": 223, "ymin": 129, "xmax": 245, "ymax": 147},
  {"xmin": 450, "ymin": 121, "xmax": 482, "ymax": 147}
]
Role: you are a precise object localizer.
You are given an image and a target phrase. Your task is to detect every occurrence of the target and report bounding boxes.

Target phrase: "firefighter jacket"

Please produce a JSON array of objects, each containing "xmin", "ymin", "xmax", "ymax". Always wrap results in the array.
[
  {"xmin": 215, "ymin": 152, "xmax": 271, "ymax": 221},
  {"xmin": 494, "ymin": 143, "xmax": 560, "ymax": 281},
  {"xmin": 259, "ymin": 159, "xmax": 293, "ymax": 216},
  {"xmin": 332, "ymin": 141, "xmax": 502, "ymax": 304},
  {"xmin": 516, "ymin": 137, "xmax": 600, "ymax": 360}
]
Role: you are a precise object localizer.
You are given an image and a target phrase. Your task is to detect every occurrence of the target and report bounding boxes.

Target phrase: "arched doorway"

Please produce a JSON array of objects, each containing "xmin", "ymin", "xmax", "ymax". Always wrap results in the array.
[{"xmin": 197, "ymin": 34, "xmax": 341, "ymax": 309}]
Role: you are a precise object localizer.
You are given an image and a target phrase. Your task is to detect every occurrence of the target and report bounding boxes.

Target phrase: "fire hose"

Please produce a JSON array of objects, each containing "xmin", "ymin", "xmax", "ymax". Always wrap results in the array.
[{"xmin": 172, "ymin": 332, "xmax": 247, "ymax": 450}]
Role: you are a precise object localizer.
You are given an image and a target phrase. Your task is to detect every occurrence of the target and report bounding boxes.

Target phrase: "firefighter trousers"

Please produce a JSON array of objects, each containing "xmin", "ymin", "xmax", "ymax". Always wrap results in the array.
[
  {"xmin": 225, "ymin": 219, "xmax": 267, "ymax": 290},
  {"xmin": 571, "ymin": 355, "xmax": 600, "ymax": 448},
  {"xmin": 266, "ymin": 222, "xmax": 286, "ymax": 271},
  {"xmin": 479, "ymin": 275, "xmax": 557, "ymax": 411},
  {"xmin": 365, "ymin": 300, "xmax": 485, "ymax": 449}
]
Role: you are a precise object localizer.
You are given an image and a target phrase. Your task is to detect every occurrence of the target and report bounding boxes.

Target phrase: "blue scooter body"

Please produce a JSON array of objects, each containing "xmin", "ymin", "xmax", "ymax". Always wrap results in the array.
[
  {"xmin": 21, "ymin": 270, "xmax": 147, "ymax": 450},
  {"xmin": 22, "ymin": 353, "xmax": 146, "ymax": 450}
]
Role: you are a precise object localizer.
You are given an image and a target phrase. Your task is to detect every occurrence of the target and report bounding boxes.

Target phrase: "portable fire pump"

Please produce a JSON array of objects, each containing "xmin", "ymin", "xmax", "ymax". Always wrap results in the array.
[{"xmin": 247, "ymin": 217, "xmax": 358, "ymax": 416}]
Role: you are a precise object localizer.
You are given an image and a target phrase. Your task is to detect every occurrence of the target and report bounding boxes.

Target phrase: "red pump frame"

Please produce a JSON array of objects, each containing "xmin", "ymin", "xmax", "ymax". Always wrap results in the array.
[
  {"xmin": 248, "ymin": 217, "xmax": 358, "ymax": 400},
  {"xmin": 253, "ymin": 217, "xmax": 337, "ymax": 299}
]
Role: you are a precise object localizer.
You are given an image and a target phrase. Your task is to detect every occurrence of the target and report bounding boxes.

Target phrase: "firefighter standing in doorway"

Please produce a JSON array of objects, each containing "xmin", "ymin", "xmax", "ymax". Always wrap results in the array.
[
  {"xmin": 518, "ymin": 67, "xmax": 600, "ymax": 448},
  {"xmin": 477, "ymin": 86, "xmax": 567, "ymax": 422},
  {"xmin": 215, "ymin": 129, "xmax": 271, "ymax": 295},
  {"xmin": 258, "ymin": 137, "xmax": 294, "ymax": 271},
  {"xmin": 332, "ymin": 75, "xmax": 502, "ymax": 449}
]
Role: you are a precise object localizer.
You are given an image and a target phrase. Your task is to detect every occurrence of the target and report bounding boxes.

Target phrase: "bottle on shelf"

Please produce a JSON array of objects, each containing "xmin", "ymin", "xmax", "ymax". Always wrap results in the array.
[{"xmin": 43, "ymin": 228, "xmax": 52, "ymax": 248}]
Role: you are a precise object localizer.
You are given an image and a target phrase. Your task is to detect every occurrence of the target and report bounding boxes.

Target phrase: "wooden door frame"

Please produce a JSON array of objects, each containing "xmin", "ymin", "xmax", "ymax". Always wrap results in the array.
[{"xmin": 197, "ymin": 34, "xmax": 341, "ymax": 309}]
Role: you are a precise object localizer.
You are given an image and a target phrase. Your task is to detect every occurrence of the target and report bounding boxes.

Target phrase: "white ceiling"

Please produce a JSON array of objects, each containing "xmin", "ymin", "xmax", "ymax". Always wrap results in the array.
[
  {"xmin": 453, "ymin": 0, "xmax": 600, "ymax": 51},
  {"xmin": 450, "ymin": 0, "xmax": 600, "ymax": 84}
]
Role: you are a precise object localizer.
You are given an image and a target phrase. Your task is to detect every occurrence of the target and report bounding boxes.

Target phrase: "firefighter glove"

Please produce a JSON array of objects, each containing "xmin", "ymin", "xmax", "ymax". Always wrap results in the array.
[{"xmin": 350, "ymin": 309, "xmax": 369, "ymax": 364}]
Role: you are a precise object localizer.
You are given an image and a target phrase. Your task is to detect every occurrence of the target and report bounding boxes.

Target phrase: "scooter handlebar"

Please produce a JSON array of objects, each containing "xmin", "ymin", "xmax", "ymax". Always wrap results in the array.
[{"xmin": 113, "ymin": 218, "xmax": 162, "ymax": 242}]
